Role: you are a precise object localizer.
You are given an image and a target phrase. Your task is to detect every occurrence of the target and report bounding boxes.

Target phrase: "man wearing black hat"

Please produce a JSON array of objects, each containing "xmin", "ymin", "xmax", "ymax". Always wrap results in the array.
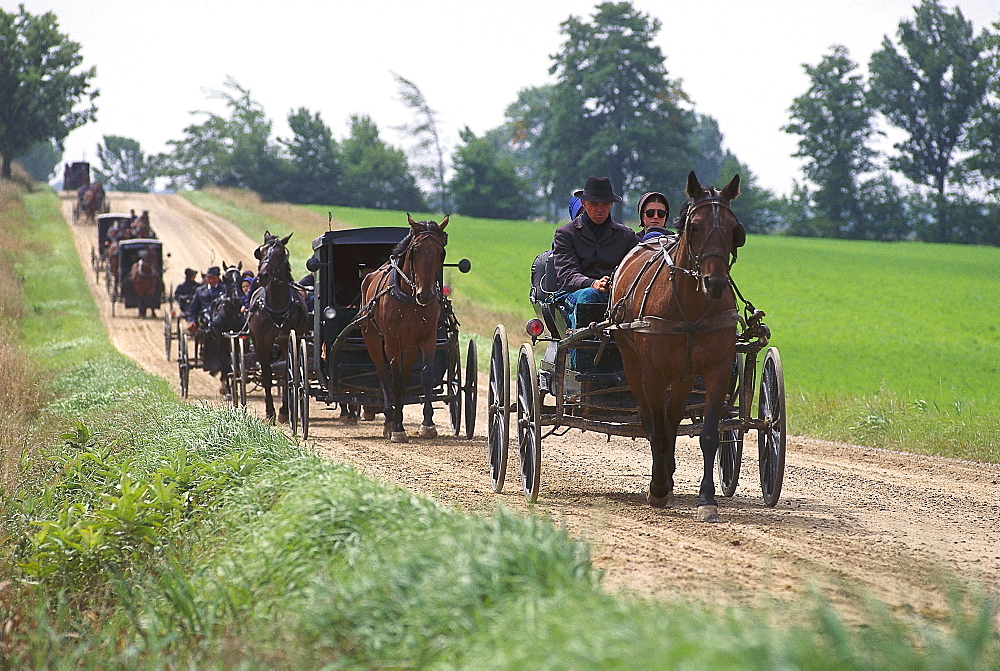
[
  {"xmin": 173, "ymin": 268, "xmax": 201, "ymax": 314},
  {"xmin": 186, "ymin": 266, "xmax": 227, "ymax": 377},
  {"xmin": 552, "ymin": 176, "xmax": 637, "ymax": 328}
]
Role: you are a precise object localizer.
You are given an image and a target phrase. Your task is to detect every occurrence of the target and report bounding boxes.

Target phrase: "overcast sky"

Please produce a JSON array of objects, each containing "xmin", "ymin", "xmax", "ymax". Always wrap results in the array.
[{"xmin": 16, "ymin": 0, "xmax": 1000, "ymax": 197}]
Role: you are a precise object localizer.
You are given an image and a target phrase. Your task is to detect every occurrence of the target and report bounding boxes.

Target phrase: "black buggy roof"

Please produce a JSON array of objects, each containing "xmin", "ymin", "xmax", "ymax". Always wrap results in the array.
[{"xmin": 312, "ymin": 226, "xmax": 410, "ymax": 250}]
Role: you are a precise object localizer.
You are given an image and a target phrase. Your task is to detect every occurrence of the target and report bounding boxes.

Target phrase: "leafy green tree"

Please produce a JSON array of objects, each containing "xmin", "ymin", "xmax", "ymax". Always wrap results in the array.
[
  {"xmin": 0, "ymin": 5, "xmax": 97, "ymax": 179},
  {"xmin": 94, "ymin": 135, "xmax": 154, "ymax": 192},
  {"xmin": 18, "ymin": 139, "xmax": 61, "ymax": 182},
  {"xmin": 784, "ymin": 45, "xmax": 877, "ymax": 235},
  {"xmin": 339, "ymin": 114, "xmax": 425, "ymax": 211},
  {"xmin": 543, "ymin": 1, "xmax": 696, "ymax": 218},
  {"xmin": 868, "ymin": 0, "xmax": 992, "ymax": 242},
  {"xmin": 715, "ymin": 156, "xmax": 784, "ymax": 234},
  {"xmin": 279, "ymin": 107, "xmax": 340, "ymax": 204},
  {"xmin": 450, "ymin": 127, "xmax": 535, "ymax": 220},
  {"xmin": 503, "ymin": 84, "xmax": 558, "ymax": 215},
  {"xmin": 855, "ymin": 173, "xmax": 913, "ymax": 241},
  {"xmin": 161, "ymin": 78, "xmax": 280, "ymax": 196},
  {"xmin": 964, "ymin": 24, "xmax": 1000, "ymax": 200},
  {"xmin": 393, "ymin": 73, "xmax": 448, "ymax": 212}
]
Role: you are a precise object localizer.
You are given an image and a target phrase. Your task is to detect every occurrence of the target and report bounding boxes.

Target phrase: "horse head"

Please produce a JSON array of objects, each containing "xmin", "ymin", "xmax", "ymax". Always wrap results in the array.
[
  {"xmin": 680, "ymin": 171, "xmax": 744, "ymax": 300},
  {"xmin": 256, "ymin": 232, "xmax": 292, "ymax": 288},
  {"xmin": 399, "ymin": 214, "xmax": 449, "ymax": 306},
  {"xmin": 221, "ymin": 261, "xmax": 243, "ymax": 297}
]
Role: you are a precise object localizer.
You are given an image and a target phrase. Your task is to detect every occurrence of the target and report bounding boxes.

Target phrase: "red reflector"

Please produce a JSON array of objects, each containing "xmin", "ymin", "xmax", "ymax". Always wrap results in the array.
[
  {"xmin": 525, "ymin": 319, "xmax": 544, "ymax": 337},
  {"xmin": 442, "ymin": 285, "xmax": 452, "ymax": 296}
]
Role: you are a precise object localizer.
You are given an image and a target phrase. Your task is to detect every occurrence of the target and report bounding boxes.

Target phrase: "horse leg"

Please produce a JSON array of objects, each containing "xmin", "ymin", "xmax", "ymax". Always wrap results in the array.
[
  {"xmin": 417, "ymin": 341, "xmax": 438, "ymax": 439},
  {"xmin": 695, "ymin": 365, "xmax": 730, "ymax": 522},
  {"xmin": 364, "ymin": 332, "xmax": 395, "ymax": 439},
  {"xmin": 261, "ymin": 360, "xmax": 275, "ymax": 422}
]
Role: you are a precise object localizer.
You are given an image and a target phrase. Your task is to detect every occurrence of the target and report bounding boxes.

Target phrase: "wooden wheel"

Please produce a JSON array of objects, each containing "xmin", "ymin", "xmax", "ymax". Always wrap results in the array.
[
  {"xmin": 448, "ymin": 342, "xmax": 462, "ymax": 436},
  {"xmin": 464, "ymin": 338, "xmax": 478, "ymax": 440},
  {"xmin": 297, "ymin": 335, "xmax": 311, "ymax": 440},
  {"xmin": 178, "ymin": 330, "xmax": 190, "ymax": 398},
  {"xmin": 758, "ymin": 347, "xmax": 786, "ymax": 507},
  {"xmin": 516, "ymin": 343, "xmax": 541, "ymax": 502},
  {"xmin": 287, "ymin": 330, "xmax": 300, "ymax": 435},
  {"xmin": 487, "ymin": 325, "xmax": 510, "ymax": 493},
  {"xmin": 717, "ymin": 352, "xmax": 745, "ymax": 497},
  {"xmin": 163, "ymin": 312, "xmax": 173, "ymax": 361},
  {"xmin": 238, "ymin": 337, "xmax": 250, "ymax": 406}
]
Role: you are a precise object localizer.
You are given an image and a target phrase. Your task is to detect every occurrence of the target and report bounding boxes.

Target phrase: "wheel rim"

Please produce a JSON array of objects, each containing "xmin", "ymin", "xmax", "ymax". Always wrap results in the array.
[
  {"xmin": 299, "ymin": 337, "xmax": 310, "ymax": 440},
  {"xmin": 178, "ymin": 332, "xmax": 189, "ymax": 398},
  {"xmin": 464, "ymin": 339, "xmax": 478, "ymax": 439},
  {"xmin": 288, "ymin": 331, "xmax": 299, "ymax": 435},
  {"xmin": 758, "ymin": 348, "xmax": 786, "ymax": 507},
  {"xmin": 163, "ymin": 314, "xmax": 172, "ymax": 361},
  {"xmin": 717, "ymin": 353, "xmax": 744, "ymax": 497},
  {"xmin": 487, "ymin": 326, "xmax": 509, "ymax": 493},
  {"xmin": 516, "ymin": 344, "xmax": 541, "ymax": 502}
]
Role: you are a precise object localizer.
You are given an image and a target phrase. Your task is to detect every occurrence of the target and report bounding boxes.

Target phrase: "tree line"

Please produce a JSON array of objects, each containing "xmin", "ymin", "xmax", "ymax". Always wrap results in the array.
[{"xmin": 3, "ymin": 1, "xmax": 998, "ymax": 244}]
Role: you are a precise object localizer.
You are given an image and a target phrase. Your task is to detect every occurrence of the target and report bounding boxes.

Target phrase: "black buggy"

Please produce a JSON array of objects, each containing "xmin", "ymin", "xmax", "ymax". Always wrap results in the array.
[
  {"xmin": 486, "ymin": 249, "xmax": 786, "ymax": 505},
  {"xmin": 109, "ymin": 238, "xmax": 167, "ymax": 318},
  {"xmin": 91, "ymin": 213, "xmax": 132, "ymax": 283},
  {"xmin": 284, "ymin": 227, "xmax": 476, "ymax": 440}
]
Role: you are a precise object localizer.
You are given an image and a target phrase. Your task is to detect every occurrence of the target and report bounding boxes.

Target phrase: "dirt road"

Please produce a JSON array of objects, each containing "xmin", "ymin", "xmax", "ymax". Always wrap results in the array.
[{"xmin": 63, "ymin": 193, "xmax": 1000, "ymax": 617}]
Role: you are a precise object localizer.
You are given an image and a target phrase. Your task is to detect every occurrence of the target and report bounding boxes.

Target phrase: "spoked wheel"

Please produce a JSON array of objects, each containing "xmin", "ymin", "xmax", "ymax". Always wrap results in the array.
[
  {"xmin": 516, "ymin": 343, "xmax": 541, "ymax": 502},
  {"xmin": 287, "ymin": 330, "xmax": 300, "ymax": 436},
  {"xmin": 178, "ymin": 330, "xmax": 190, "ymax": 398},
  {"xmin": 448, "ymin": 342, "xmax": 462, "ymax": 436},
  {"xmin": 717, "ymin": 352, "xmax": 745, "ymax": 497},
  {"xmin": 464, "ymin": 339, "xmax": 478, "ymax": 439},
  {"xmin": 487, "ymin": 326, "xmax": 510, "ymax": 493},
  {"xmin": 163, "ymin": 313, "xmax": 173, "ymax": 361},
  {"xmin": 758, "ymin": 347, "xmax": 786, "ymax": 507},
  {"xmin": 239, "ymin": 339, "xmax": 251, "ymax": 406},
  {"xmin": 297, "ymin": 336, "xmax": 311, "ymax": 440},
  {"xmin": 228, "ymin": 337, "xmax": 240, "ymax": 407}
]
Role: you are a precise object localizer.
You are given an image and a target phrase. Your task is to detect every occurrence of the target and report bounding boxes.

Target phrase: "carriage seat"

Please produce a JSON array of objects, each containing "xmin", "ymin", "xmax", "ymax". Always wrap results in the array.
[{"xmin": 530, "ymin": 250, "xmax": 567, "ymax": 337}]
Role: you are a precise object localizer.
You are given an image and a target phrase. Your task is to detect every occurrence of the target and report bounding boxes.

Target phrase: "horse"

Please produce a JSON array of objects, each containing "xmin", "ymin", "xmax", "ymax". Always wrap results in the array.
[
  {"xmin": 247, "ymin": 232, "xmax": 309, "ymax": 422},
  {"xmin": 131, "ymin": 210, "xmax": 155, "ymax": 239},
  {"xmin": 609, "ymin": 171, "xmax": 746, "ymax": 522},
  {"xmin": 204, "ymin": 262, "xmax": 246, "ymax": 398},
  {"xmin": 127, "ymin": 247, "xmax": 163, "ymax": 318},
  {"xmin": 359, "ymin": 214, "xmax": 449, "ymax": 442},
  {"xmin": 79, "ymin": 182, "xmax": 105, "ymax": 222}
]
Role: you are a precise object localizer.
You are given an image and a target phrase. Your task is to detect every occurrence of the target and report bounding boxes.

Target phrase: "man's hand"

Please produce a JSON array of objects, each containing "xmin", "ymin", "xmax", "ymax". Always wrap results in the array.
[
  {"xmin": 187, "ymin": 322, "xmax": 197, "ymax": 333},
  {"xmin": 591, "ymin": 276, "xmax": 611, "ymax": 293}
]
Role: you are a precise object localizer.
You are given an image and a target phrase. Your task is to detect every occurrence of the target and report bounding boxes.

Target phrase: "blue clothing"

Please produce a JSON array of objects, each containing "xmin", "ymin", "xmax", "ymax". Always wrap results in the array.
[
  {"xmin": 568, "ymin": 196, "xmax": 583, "ymax": 220},
  {"xmin": 560, "ymin": 287, "xmax": 608, "ymax": 330},
  {"xmin": 186, "ymin": 282, "xmax": 226, "ymax": 324}
]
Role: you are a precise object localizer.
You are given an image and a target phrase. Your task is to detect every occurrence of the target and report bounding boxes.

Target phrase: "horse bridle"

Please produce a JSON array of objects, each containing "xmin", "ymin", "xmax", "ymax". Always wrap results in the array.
[
  {"xmin": 681, "ymin": 192, "xmax": 739, "ymax": 275},
  {"xmin": 389, "ymin": 229, "xmax": 447, "ymax": 306}
]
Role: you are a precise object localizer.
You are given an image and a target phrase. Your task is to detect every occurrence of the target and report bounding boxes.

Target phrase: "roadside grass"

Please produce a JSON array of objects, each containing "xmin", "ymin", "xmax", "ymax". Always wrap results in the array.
[
  {"xmin": 185, "ymin": 188, "xmax": 1000, "ymax": 463},
  {"xmin": 0, "ymin": 186, "xmax": 995, "ymax": 668}
]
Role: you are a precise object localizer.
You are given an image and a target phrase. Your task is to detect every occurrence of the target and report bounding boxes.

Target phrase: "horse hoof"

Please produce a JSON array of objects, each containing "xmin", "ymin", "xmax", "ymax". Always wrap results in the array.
[
  {"xmin": 418, "ymin": 424, "xmax": 437, "ymax": 439},
  {"xmin": 647, "ymin": 491, "xmax": 675, "ymax": 508},
  {"xmin": 697, "ymin": 505, "xmax": 720, "ymax": 523},
  {"xmin": 278, "ymin": 412, "xmax": 288, "ymax": 425},
  {"xmin": 342, "ymin": 416, "xmax": 357, "ymax": 425},
  {"xmin": 362, "ymin": 408, "xmax": 377, "ymax": 421},
  {"xmin": 390, "ymin": 431, "xmax": 409, "ymax": 443}
]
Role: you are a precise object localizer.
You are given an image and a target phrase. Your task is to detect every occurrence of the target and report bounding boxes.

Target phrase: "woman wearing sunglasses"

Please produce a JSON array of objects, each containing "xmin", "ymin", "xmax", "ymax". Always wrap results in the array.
[{"xmin": 636, "ymin": 191, "xmax": 673, "ymax": 242}]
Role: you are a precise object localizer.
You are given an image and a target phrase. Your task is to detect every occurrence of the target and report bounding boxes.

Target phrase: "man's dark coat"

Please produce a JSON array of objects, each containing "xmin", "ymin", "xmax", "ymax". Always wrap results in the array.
[{"xmin": 551, "ymin": 214, "xmax": 638, "ymax": 292}]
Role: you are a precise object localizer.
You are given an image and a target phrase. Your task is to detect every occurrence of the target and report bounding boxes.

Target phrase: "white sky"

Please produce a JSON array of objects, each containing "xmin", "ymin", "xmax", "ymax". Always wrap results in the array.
[{"xmin": 13, "ymin": 0, "xmax": 1000, "ymax": 196}]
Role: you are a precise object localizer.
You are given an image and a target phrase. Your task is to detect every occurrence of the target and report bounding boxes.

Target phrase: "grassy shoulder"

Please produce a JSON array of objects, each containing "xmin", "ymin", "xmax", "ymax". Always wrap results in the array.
[
  {"xmin": 185, "ymin": 188, "xmax": 999, "ymax": 463},
  {"xmin": 0, "ymin": 188, "xmax": 994, "ymax": 667}
]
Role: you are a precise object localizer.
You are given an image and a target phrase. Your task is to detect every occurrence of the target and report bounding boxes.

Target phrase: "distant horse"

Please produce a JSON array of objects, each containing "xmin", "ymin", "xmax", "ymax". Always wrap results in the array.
[
  {"xmin": 128, "ymin": 247, "xmax": 163, "ymax": 318},
  {"xmin": 360, "ymin": 215, "xmax": 449, "ymax": 442},
  {"xmin": 205, "ymin": 262, "xmax": 246, "ymax": 398},
  {"xmin": 78, "ymin": 182, "xmax": 105, "ymax": 222},
  {"xmin": 610, "ymin": 171, "xmax": 745, "ymax": 522},
  {"xmin": 131, "ymin": 210, "xmax": 155, "ymax": 239},
  {"xmin": 247, "ymin": 232, "xmax": 309, "ymax": 422}
]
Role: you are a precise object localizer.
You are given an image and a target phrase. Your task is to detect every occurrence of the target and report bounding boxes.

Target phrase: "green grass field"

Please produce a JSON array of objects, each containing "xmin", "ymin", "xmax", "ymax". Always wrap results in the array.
[{"xmin": 185, "ymin": 191, "xmax": 1000, "ymax": 461}]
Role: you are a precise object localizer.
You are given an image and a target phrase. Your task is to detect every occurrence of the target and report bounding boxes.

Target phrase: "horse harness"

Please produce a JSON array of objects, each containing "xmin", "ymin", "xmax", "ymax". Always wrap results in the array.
[{"xmin": 610, "ymin": 192, "xmax": 741, "ymax": 377}]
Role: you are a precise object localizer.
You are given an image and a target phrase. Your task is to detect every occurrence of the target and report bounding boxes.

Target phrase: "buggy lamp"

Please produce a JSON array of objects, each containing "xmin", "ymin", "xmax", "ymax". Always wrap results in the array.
[
  {"xmin": 525, "ymin": 318, "xmax": 545, "ymax": 341},
  {"xmin": 323, "ymin": 306, "xmax": 337, "ymax": 320},
  {"xmin": 441, "ymin": 285, "xmax": 452, "ymax": 297},
  {"xmin": 443, "ymin": 258, "xmax": 472, "ymax": 273},
  {"xmin": 306, "ymin": 256, "xmax": 324, "ymax": 272}
]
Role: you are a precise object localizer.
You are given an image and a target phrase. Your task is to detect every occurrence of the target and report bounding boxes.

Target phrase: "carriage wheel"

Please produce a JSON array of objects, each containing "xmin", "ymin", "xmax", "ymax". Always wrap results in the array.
[
  {"xmin": 448, "ymin": 343, "xmax": 462, "ymax": 436},
  {"xmin": 178, "ymin": 331, "xmax": 190, "ymax": 399},
  {"xmin": 297, "ymin": 336, "xmax": 311, "ymax": 440},
  {"xmin": 464, "ymin": 339, "xmax": 478, "ymax": 440},
  {"xmin": 287, "ymin": 330, "xmax": 300, "ymax": 436},
  {"xmin": 237, "ymin": 337, "xmax": 250, "ymax": 406},
  {"xmin": 516, "ymin": 343, "xmax": 541, "ymax": 502},
  {"xmin": 163, "ymin": 313, "xmax": 173, "ymax": 361},
  {"xmin": 717, "ymin": 352, "xmax": 745, "ymax": 497},
  {"xmin": 227, "ymin": 338, "xmax": 239, "ymax": 407},
  {"xmin": 487, "ymin": 325, "xmax": 510, "ymax": 493},
  {"xmin": 758, "ymin": 347, "xmax": 786, "ymax": 507}
]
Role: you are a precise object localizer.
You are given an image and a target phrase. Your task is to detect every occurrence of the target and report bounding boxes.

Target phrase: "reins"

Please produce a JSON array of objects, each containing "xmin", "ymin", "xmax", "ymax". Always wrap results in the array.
[{"xmin": 388, "ymin": 229, "xmax": 447, "ymax": 306}]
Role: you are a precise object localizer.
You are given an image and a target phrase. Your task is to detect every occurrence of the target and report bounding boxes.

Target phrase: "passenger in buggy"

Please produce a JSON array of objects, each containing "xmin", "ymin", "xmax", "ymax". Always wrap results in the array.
[
  {"xmin": 174, "ymin": 268, "xmax": 201, "ymax": 314},
  {"xmin": 636, "ymin": 191, "xmax": 674, "ymax": 242},
  {"xmin": 551, "ymin": 176, "xmax": 637, "ymax": 330}
]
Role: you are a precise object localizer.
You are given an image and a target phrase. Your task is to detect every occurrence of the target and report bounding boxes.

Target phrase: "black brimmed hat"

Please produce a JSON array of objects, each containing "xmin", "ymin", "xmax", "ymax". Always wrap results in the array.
[
  {"xmin": 574, "ymin": 176, "xmax": 622, "ymax": 203},
  {"xmin": 205, "ymin": 266, "xmax": 221, "ymax": 277}
]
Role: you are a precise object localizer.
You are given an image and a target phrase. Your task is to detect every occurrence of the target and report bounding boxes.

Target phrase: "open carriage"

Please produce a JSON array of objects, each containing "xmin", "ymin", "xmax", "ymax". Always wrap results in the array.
[
  {"xmin": 487, "ymin": 176, "xmax": 786, "ymax": 513},
  {"xmin": 109, "ymin": 238, "xmax": 168, "ymax": 318},
  {"xmin": 283, "ymin": 226, "xmax": 476, "ymax": 440}
]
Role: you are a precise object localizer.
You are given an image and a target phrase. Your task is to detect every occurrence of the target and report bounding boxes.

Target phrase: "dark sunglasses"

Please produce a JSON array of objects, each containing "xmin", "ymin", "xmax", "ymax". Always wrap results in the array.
[{"xmin": 643, "ymin": 209, "xmax": 667, "ymax": 218}]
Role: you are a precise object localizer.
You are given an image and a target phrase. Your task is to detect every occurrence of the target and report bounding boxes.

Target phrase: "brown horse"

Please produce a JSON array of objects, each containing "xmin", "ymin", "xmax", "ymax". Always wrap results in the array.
[
  {"xmin": 131, "ymin": 210, "xmax": 154, "ymax": 238},
  {"xmin": 128, "ymin": 247, "xmax": 162, "ymax": 318},
  {"xmin": 247, "ymin": 232, "xmax": 309, "ymax": 422},
  {"xmin": 610, "ymin": 172, "xmax": 745, "ymax": 522},
  {"xmin": 79, "ymin": 182, "xmax": 105, "ymax": 222},
  {"xmin": 360, "ymin": 215, "xmax": 449, "ymax": 442}
]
